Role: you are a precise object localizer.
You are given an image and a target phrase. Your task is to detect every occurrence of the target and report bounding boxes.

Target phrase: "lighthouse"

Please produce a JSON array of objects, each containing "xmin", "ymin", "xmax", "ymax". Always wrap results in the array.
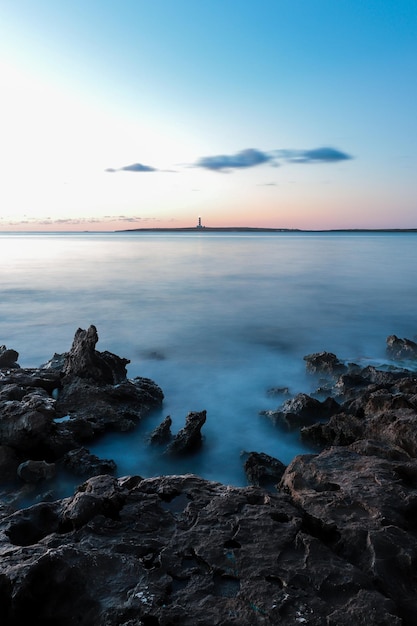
[{"xmin": 196, "ymin": 216, "xmax": 203, "ymax": 229}]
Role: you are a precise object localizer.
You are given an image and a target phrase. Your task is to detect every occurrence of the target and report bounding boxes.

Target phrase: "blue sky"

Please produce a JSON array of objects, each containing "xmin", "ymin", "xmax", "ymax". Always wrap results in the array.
[{"xmin": 0, "ymin": 0, "xmax": 416, "ymax": 230}]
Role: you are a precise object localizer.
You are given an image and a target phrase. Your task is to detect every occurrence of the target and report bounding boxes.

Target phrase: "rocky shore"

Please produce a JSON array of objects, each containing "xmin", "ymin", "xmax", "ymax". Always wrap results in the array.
[{"xmin": 1, "ymin": 327, "xmax": 417, "ymax": 624}]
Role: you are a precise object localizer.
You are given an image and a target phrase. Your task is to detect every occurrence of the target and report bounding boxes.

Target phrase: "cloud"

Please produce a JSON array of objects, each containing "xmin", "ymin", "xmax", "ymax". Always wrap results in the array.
[
  {"xmin": 276, "ymin": 147, "xmax": 352, "ymax": 164},
  {"xmin": 195, "ymin": 148, "xmax": 274, "ymax": 171},
  {"xmin": 105, "ymin": 162, "xmax": 157, "ymax": 173}
]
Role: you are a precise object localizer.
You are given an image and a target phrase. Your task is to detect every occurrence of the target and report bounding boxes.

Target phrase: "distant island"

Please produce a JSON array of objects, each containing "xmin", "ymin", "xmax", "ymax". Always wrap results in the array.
[
  {"xmin": 117, "ymin": 226, "xmax": 417, "ymax": 233},
  {"xmin": 117, "ymin": 217, "xmax": 417, "ymax": 233}
]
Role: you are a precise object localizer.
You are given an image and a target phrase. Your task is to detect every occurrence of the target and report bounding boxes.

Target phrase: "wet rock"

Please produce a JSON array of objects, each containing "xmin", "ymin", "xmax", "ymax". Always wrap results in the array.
[
  {"xmin": 280, "ymin": 445, "xmax": 417, "ymax": 624},
  {"xmin": 17, "ymin": 460, "xmax": 56, "ymax": 484},
  {"xmin": 149, "ymin": 415, "xmax": 172, "ymax": 444},
  {"xmin": 387, "ymin": 334, "xmax": 417, "ymax": 360},
  {"xmin": 62, "ymin": 325, "xmax": 130, "ymax": 384},
  {"xmin": 0, "ymin": 446, "xmax": 19, "ymax": 482},
  {"xmin": 0, "ymin": 346, "xmax": 20, "ymax": 369},
  {"xmin": 0, "ymin": 474, "xmax": 404, "ymax": 626},
  {"xmin": 60, "ymin": 447, "xmax": 116, "ymax": 478},
  {"xmin": 263, "ymin": 393, "xmax": 340, "ymax": 430},
  {"xmin": 244, "ymin": 451, "xmax": 286, "ymax": 487},
  {"xmin": 0, "ymin": 327, "xmax": 163, "ymax": 502},
  {"xmin": 167, "ymin": 410, "xmax": 207, "ymax": 454},
  {"xmin": 304, "ymin": 351, "xmax": 347, "ymax": 376}
]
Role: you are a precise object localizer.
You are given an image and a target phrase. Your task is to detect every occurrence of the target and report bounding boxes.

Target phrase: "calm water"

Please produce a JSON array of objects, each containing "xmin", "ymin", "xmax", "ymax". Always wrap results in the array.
[{"xmin": 1, "ymin": 231, "xmax": 417, "ymax": 494}]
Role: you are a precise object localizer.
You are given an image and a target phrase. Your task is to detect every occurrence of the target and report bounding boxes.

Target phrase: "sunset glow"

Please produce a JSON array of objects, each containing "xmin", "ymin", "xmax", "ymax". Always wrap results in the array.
[{"xmin": 0, "ymin": 1, "xmax": 416, "ymax": 231}]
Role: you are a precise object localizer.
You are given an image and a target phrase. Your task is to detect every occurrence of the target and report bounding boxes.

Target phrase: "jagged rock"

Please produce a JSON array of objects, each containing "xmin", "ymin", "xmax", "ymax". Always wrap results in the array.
[
  {"xmin": 0, "ymin": 327, "xmax": 163, "ymax": 504},
  {"xmin": 243, "ymin": 451, "xmax": 286, "ymax": 486},
  {"xmin": 59, "ymin": 447, "xmax": 116, "ymax": 478},
  {"xmin": 62, "ymin": 325, "xmax": 130, "ymax": 384},
  {"xmin": 280, "ymin": 445, "xmax": 417, "ymax": 624},
  {"xmin": 387, "ymin": 335, "xmax": 417, "ymax": 360},
  {"xmin": 262, "ymin": 393, "xmax": 340, "ymax": 429},
  {"xmin": 167, "ymin": 410, "xmax": 207, "ymax": 454},
  {"xmin": 17, "ymin": 460, "xmax": 56, "ymax": 484},
  {"xmin": 149, "ymin": 415, "xmax": 172, "ymax": 444},
  {"xmin": 304, "ymin": 351, "xmax": 347, "ymax": 376},
  {"xmin": 0, "ymin": 346, "xmax": 20, "ymax": 369},
  {"xmin": 0, "ymin": 474, "xmax": 404, "ymax": 625}
]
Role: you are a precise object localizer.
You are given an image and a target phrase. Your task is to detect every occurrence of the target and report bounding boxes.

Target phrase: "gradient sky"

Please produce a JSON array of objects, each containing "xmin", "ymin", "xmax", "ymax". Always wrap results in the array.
[{"xmin": 1, "ymin": 0, "xmax": 416, "ymax": 231}]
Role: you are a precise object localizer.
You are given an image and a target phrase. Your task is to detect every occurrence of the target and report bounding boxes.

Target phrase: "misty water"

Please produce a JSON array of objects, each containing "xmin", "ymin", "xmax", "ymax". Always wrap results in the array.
[{"xmin": 1, "ymin": 231, "xmax": 417, "ymax": 499}]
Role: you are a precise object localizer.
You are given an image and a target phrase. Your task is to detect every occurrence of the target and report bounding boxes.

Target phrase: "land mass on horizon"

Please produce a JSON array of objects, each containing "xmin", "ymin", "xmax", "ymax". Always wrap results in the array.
[{"xmin": 117, "ymin": 226, "xmax": 417, "ymax": 233}]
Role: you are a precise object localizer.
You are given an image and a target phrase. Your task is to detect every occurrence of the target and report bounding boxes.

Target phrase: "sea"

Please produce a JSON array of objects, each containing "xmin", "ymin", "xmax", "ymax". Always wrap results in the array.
[{"xmin": 1, "ymin": 230, "xmax": 417, "ymax": 499}]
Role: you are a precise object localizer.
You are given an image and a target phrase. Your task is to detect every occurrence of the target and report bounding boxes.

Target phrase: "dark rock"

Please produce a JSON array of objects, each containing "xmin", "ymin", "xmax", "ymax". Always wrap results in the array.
[
  {"xmin": 263, "ymin": 393, "xmax": 341, "ymax": 430},
  {"xmin": 0, "ymin": 346, "xmax": 20, "ymax": 369},
  {"xmin": 167, "ymin": 410, "xmax": 207, "ymax": 454},
  {"xmin": 267, "ymin": 386, "xmax": 290, "ymax": 397},
  {"xmin": 304, "ymin": 351, "xmax": 347, "ymax": 376},
  {"xmin": 280, "ymin": 445, "xmax": 417, "ymax": 624},
  {"xmin": 0, "ymin": 446, "xmax": 19, "ymax": 482},
  {"xmin": 0, "ymin": 326, "xmax": 163, "ymax": 503},
  {"xmin": 59, "ymin": 447, "xmax": 116, "ymax": 478},
  {"xmin": 17, "ymin": 460, "xmax": 56, "ymax": 484},
  {"xmin": 387, "ymin": 334, "xmax": 417, "ymax": 360},
  {"xmin": 149, "ymin": 415, "xmax": 172, "ymax": 444},
  {"xmin": 0, "ymin": 474, "xmax": 404, "ymax": 625},
  {"xmin": 244, "ymin": 451, "xmax": 286, "ymax": 486},
  {"xmin": 62, "ymin": 325, "xmax": 129, "ymax": 384}
]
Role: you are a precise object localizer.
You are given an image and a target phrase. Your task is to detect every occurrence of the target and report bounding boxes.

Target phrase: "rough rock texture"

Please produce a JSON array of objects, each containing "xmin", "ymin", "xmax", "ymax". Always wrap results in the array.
[
  {"xmin": 149, "ymin": 415, "xmax": 173, "ymax": 445},
  {"xmin": 243, "ymin": 451, "xmax": 286, "ymax": 487},
  {"xmin": 2, "ymin": 332, "xmax": 417, "ymax": 623},
  {"xmin": 0, "ymin": 474, "xmax": 403, "ymax": 626},
  {"xmin": 262, "ymin": 392, "xmax": 341, "ymax": 429},
  {"xmin": 386, "ymin": 335, "xmax": 417, "ymax": 360},
  {"xmin": 167, "ymin": 410, "xmax": 207, "ymax": 454},
  {"xmin": 0, "ymin": 327, "xmax": 163, "ymax": 504}
]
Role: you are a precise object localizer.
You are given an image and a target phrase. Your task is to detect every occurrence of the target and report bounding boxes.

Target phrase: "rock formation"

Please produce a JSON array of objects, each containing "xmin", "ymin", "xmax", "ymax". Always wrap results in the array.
[{"xmin": 1, "ymin": 330, "xmax": 417, "ymax": 623}]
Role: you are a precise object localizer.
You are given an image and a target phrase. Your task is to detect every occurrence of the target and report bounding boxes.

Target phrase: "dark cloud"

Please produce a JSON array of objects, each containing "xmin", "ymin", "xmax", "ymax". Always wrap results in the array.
[
  {"xmin": 276, "ymin": 147, "xmax": 352, "ymax": 164},
  {"xmin": 105, "ymin": 162, "xmax": 157, "ymax": 173},
  {"xmin": 196, "ymin": 148, "xmax": 274, "ymax": 171}
]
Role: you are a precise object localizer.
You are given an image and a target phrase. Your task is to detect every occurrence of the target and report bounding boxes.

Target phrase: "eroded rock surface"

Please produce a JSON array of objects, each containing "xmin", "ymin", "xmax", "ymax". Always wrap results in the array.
[
  {"xmin": 0, "ymin": 326, "xmax": 163, "ymax": 503},
  {"xmin": 0, "ymin": 473, "xmax": 403, "ymax": 626}
]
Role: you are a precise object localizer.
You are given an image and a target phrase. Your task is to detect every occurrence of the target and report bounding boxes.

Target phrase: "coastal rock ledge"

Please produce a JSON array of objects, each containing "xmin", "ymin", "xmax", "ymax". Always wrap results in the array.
[{"xmin": 1, "ymin": 329, "xmax": 417, "ymax": 624}]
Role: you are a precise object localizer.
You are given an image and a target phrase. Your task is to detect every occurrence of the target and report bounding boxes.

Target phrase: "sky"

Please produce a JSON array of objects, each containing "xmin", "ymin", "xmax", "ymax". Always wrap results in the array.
[{"xmin": 0, "ymin": 0, "xmax": 416, "ymax": 231}]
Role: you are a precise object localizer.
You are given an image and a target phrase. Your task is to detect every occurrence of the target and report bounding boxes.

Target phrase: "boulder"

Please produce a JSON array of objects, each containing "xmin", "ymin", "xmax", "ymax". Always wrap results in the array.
[
  {"xmin": 243, "ymin": 451, "xmax": 286, "ymax": 486},
  {"xmin": 17, "ymin": 460, "xmax": 56, "ymax": 484},
  {"xmin": 0, "ymin": 346, "xmax": 19, "ymax": 369}
]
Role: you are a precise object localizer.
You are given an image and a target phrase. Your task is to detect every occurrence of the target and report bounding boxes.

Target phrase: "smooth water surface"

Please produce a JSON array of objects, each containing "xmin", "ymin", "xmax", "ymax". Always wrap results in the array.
[{"xmin": 1, "ymin": 231, "xmax": 417, "ymax": 495}]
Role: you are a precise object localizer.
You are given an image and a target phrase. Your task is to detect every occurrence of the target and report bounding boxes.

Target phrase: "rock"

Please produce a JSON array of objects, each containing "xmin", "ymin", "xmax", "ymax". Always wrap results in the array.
[
  {"xmin": 304, "ymin": 351, "xmax": 347, "ymax": 376},
  {"xmin": 263, "ymin": 393, "xmax": 341, "ymax": 430},
  {"xmin": 149, "ymin": 415, "xmax": 172, "ymax": 444},
  {"xmin": 0, "ymin": 473, "xmax": 404, "ymax": 625},
  {"xmin": 0, "ymin": 446, "xmax": 19, "ymax": 482},
  {"xmin": 59, "ymin": 447, "xmax": 116, "ymax": 478},
  {"xmin": 62, "ymin": 325, "xmax": 130, "ymax": 384},
  {"xmin": 0, "ymin": 326, "xmax": 163, "ymax": 503},
  {"xmin": 17, "ymin": 460, "xmax": 56, "ymax": 484},
  {"xmin": 167, "ymin": 410, "xmax": 207, "ymax": 455},
  {"xmin": 280, "ymin": 445, "xmax": 417, "ymax": 624},
  {"xmin": 243, "ymin": 451, "xmax": 286, "ymax": 486},
  {"xmin": 0, "ymin": 346, "xmax": 20, "ymax": 369},
  {"xmin": 387, "ymin": 334, "xmax": 417, "ymax": 360}
]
